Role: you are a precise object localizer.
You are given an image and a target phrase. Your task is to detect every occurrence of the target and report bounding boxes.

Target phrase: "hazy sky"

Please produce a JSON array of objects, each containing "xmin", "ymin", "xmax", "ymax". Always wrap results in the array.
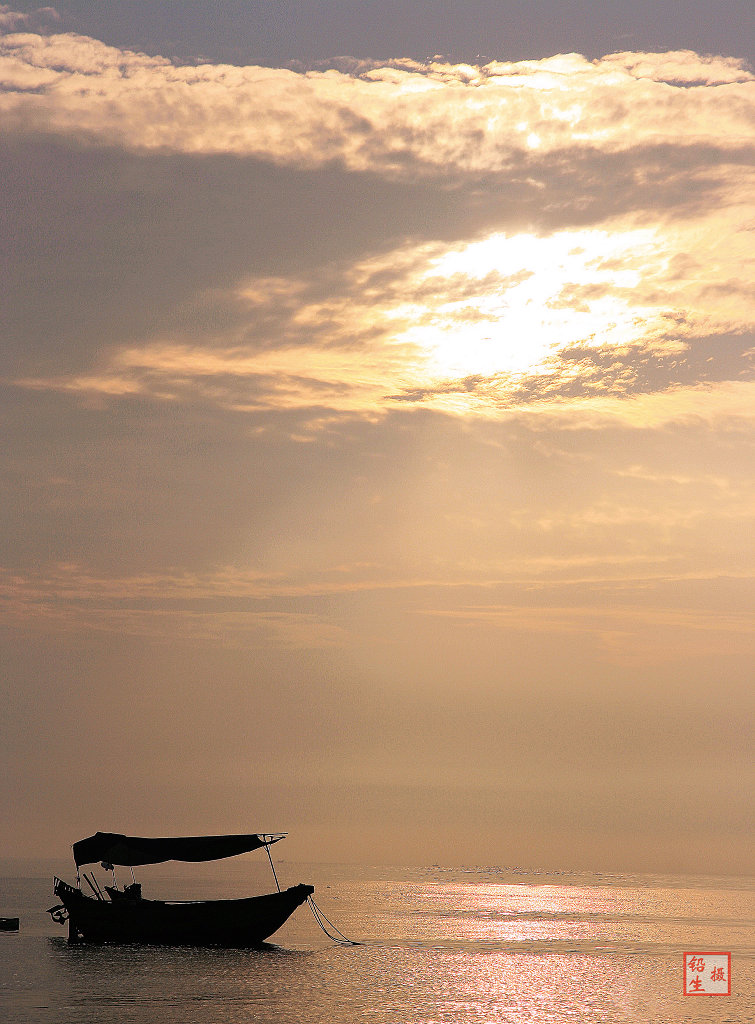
[{"xmin": 1, "ymin": 2, "xmax": 753, "ymax": 875}]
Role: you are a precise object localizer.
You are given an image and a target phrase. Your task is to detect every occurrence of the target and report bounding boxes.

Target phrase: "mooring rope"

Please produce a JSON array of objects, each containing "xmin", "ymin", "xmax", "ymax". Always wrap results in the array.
[
  {"xmin": 307, "ymin": 895, "xmax": 360, "ymax": 945},
  {"xmin": 263, "ymin": 841, "xmax": 358, "ymax": 945}
]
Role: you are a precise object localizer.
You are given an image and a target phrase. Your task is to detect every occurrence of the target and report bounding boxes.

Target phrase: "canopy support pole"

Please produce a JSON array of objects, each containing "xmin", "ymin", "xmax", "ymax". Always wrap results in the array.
[
  {"xmin": 263, "ymin": 836, "xmax": 281, "ymax": 892},
  {"xmin": 83, "ymin": 873, "xmax": 104, "ymax": 900}
]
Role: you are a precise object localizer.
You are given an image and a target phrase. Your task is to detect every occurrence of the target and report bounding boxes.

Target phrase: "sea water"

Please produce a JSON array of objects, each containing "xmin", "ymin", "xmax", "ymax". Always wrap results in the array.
[{"xmin": 1, "ymin": 862, "xmax": 752, "ymax": 1023}]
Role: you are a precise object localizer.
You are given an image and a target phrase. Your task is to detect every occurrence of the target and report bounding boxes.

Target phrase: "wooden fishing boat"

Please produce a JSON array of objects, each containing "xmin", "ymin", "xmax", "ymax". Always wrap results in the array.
[{"xmin": 48, "ymin": 831, "xmax": 314, "ymax": 946}]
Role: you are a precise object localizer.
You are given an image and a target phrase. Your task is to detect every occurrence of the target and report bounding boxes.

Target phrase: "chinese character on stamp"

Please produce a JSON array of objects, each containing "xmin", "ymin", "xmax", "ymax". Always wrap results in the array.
[{"xmin": 683, "ymin": 952, "xmax": 731, "ymax": 995}]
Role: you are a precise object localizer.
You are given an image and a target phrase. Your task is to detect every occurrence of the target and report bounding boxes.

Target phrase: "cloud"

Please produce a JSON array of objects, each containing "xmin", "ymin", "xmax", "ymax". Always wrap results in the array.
[
  {"xmin": 1, "ymin": 27, "xmax": 752, "ymax": 398},
  {"xmin": 602, "ymin": 49, "xmax": 754, "ymax": 86},
  {"xmin": 12, "ymin": 211, "xmax": 752, "ymax": 419},
  {"xmin": 0, "ymin": 5, "xmax": 59, "ymax": 33},
  {"xmin": 2, "ymin": 42, "xmax": 751, "ymax": 389},
  {"xmin": 1, "ymin": 30, "xmax": 752, "ymax": 174}
]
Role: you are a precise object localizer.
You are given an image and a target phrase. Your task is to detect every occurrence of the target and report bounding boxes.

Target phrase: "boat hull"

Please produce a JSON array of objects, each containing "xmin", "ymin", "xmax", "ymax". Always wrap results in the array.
[{"xmin": 53, "ymin": 878, "xmax": 314, "ymax": 946}]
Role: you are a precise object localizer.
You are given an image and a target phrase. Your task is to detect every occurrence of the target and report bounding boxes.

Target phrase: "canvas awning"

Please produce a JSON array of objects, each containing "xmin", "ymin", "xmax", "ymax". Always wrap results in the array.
[{"xmin": 72, "ymin": 831, "xmax": 285, "ymax": 867}]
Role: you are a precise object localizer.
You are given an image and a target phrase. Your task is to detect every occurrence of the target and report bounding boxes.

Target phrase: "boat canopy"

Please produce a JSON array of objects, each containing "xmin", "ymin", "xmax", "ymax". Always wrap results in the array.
[{"xmin": 72, "ymin": 831, "xmax": 286, "ymax": 867}]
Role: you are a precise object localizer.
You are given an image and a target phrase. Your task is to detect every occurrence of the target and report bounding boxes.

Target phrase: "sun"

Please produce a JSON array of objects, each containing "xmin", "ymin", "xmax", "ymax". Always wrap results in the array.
[
  {"xmin": 386, "ymin": 227, "xmax": 662, "ymax": 384},
  {"xmin": 135, "ymin": 223, "xmax": 673, "ymax": 419}
]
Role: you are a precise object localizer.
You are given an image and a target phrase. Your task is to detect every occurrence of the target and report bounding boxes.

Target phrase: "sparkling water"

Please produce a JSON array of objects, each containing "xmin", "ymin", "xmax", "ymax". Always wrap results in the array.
[{"xmin": 1, "ymin": 863, "xmax": 752, "ymax": 1023}]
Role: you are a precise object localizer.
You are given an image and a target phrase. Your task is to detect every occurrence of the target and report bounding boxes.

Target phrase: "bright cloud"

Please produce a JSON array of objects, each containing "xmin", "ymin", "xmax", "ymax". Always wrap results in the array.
[
  {"xmin": 0, "ymin": 30, "xmax": 753, "ymax": 173},
  {"xmin": 16, "ymin": 209, "xmax": 753, "ymax": 420},
  {"xmin": 2, "ymin": 22, "xmax": 753, "ymax": 422}
]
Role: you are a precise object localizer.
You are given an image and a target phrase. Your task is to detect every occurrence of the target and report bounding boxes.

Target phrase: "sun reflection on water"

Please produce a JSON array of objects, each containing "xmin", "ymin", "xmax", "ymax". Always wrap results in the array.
[{"xmin": 15, "ymin": 870, "xmax": 754, "ymax": 1024}]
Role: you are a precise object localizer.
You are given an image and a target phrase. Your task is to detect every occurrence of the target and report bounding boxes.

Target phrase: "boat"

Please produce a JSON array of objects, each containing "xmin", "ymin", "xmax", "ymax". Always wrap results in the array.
[
  {"xmin": 48, "ymin": 830, "xmax": 314, "ymax": 946},
  {"xmin": 0, "ymin": 917, "xmax": 19, "ymax": 930}
]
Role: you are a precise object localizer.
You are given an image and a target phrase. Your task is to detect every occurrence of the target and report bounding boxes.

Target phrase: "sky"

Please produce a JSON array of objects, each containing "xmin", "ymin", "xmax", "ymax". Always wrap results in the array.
[{"xmin": 1, "ymin": 2, "xmax": 753, "ymax": 875}]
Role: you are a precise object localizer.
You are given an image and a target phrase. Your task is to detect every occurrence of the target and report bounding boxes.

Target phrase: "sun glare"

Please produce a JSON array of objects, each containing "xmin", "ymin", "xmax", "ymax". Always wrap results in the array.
[
  {"xmin": 87, "ymin": 221, "xmax": 709, "ymax": 417},
  {"xmin": 394, "ymin": 227, "xmax": 663, "ymax": 383}
]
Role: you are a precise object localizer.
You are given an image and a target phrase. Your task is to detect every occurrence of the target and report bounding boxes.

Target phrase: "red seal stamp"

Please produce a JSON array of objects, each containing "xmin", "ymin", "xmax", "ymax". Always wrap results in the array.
[{"xmin": 683, "ymin": 952, "xmax": 731, "ymax": 995}]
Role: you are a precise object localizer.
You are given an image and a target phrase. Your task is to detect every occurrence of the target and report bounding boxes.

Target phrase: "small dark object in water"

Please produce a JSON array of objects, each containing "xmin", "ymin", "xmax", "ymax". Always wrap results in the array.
[{"xmin": 0, "ymin": 917, "xmax": 19, "ymax": 930}]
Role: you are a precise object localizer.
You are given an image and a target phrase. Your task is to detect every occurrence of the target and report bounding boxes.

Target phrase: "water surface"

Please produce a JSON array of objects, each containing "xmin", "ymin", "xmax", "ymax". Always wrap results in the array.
[{"xmin": 1, "ymin": 864, "xmax": 752, "ymax": 1023}]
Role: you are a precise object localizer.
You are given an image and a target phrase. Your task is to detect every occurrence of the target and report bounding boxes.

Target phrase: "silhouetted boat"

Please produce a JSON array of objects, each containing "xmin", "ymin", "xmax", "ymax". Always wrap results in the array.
[
  {"xmin": 0, "ymin": 917, "xmax": 19, "ymax": 930},
  {"xmin": 48, "ymin": 831, "xmax": 314, "ymax": 946}
]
